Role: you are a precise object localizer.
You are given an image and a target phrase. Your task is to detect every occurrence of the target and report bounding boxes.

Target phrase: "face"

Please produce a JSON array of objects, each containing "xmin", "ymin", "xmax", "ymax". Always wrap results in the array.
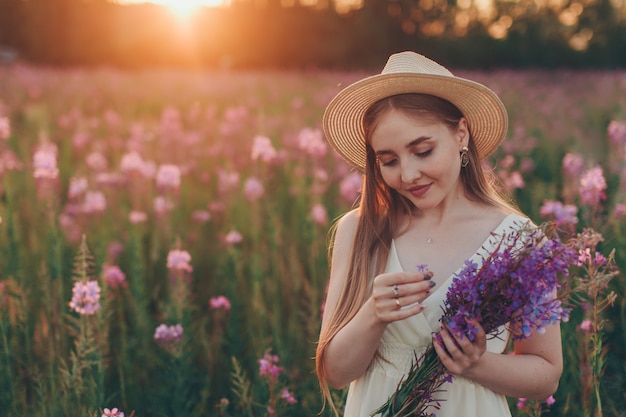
[{"xmin": 369, "ymin": 109, "xmax": 469, "ymax": 211}]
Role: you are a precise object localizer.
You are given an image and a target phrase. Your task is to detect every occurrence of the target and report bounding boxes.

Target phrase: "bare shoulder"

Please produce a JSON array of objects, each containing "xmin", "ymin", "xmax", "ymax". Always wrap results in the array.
[{"xmin": 334, "ymin": 208, "xmax": 359, "ymax": 242}]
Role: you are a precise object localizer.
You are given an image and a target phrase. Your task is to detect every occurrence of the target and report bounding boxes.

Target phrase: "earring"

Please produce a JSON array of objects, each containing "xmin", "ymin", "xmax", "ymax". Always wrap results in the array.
[{"xmin": 460, "ymin": 146, "xmax": 469, "ymax": 167}]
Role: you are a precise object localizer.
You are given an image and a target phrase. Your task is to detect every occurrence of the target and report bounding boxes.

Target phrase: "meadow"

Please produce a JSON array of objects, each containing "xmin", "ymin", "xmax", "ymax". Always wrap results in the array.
[{"xmin": 0, "ymin": 63, "xmax": 625, "ymax": 417}]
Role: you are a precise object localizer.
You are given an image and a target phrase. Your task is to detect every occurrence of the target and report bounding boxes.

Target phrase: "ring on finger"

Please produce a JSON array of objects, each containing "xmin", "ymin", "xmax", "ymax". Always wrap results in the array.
[{"xmin": 392, "ymin": 284, "xmax": 399, "ymax": 297}]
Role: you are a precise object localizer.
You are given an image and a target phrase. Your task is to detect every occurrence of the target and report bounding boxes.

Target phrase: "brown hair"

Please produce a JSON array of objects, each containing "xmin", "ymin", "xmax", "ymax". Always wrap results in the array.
[{"xmin": 315, "ymin": 93, "xmax": 518, "ymax": 415}]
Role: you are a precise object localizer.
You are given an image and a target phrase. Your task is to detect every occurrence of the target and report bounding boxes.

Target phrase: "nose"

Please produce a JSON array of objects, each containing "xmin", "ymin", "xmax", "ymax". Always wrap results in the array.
[{"xmin": 400, "ymin": 157, "xmax": 421, "ymax": 183}]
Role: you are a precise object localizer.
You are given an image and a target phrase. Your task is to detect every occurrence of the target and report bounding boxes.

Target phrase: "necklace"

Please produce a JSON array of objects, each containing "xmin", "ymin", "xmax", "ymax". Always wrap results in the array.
[{"xmin": 426, "ymin": 237, "xmax": 433, "ymax": 244}]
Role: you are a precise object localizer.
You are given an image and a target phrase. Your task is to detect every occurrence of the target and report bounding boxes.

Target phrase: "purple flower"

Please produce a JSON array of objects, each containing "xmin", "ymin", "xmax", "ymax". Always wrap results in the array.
[
  {"xmin": 540, "ymin": 200, "xmax": 578, "ymax": 226},
  {"xmin": 375, "ymin": 223, "xmax": 578, "ymax": 417},
  {"xmin": 154, "ymin": 323, "xmax": 183, "ymax": 350},
  {"xmin": 258, "ymin": 351, "xmax": 283, "ymax": 383},
  {"xmin": 456, "ymin": 230, "xmax": 572, "ymax": 341},
  {"xmin": 69, "ymin": 281, "xmax": 101, "ymax": 315}
]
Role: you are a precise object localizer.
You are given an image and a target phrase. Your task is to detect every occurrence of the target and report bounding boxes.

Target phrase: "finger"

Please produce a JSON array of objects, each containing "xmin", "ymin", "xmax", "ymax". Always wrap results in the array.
[
  {"xmin": 433, "ymin": 333, "xmax": 461, "ymax": 374},
  {"xmin": 383, "ymin": 271, "xmax": 435, "ymax": 286},
  {"xmin": 393, "ymin": 302, "xmax": 426, "ymax": 320},
  {"xmin": 393, "ymin": 280, "xmax": 436, "ymax": 300},
  {"xmin": 438, "ymin": 325, "xmax": 465, "ymax": 358}
]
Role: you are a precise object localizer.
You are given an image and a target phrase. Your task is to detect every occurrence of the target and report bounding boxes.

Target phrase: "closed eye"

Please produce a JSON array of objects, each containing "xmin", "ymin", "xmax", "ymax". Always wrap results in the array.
[
  {"xmin": 416, "ymin": 149, "xmax": 433, "ymax": 158},
  {"xmin": 379, "ymin": 158, "xmax": 398, "ymax": 167}
]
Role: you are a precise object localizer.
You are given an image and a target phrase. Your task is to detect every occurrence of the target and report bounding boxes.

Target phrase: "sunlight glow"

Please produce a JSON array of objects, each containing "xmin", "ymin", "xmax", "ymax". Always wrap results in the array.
[{"xmin": 116, "ymin": 0, "xmax": 228, "ymax": 19}]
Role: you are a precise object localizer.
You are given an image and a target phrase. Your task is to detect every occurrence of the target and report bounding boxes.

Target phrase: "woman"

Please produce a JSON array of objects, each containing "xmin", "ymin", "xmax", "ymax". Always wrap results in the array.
[{"xmin": 315, "ymin": 52, "xmax": 563, "ymax": 417}]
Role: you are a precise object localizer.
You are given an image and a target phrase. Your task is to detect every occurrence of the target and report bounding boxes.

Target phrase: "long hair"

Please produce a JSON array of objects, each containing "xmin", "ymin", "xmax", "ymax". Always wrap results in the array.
[{"xmin": 315, "ymin": 93, "xmax": 518, "ymax": 415}]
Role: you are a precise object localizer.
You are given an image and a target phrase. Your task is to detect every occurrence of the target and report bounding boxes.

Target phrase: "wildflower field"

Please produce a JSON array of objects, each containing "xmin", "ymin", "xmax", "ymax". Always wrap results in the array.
[{"xmin": 0, "ymin": 64, "xmax": 625, "ymax": 417}]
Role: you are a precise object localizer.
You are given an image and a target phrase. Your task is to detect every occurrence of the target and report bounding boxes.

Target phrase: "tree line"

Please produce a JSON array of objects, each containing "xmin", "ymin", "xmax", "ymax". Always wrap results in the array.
[{"xmin": 0, "ymin": 0, "xmax": 625, "ymax": 69}]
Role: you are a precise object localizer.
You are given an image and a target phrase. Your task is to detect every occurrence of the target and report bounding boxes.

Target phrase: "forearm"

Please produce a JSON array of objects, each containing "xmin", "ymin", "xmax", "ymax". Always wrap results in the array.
[
  {"xmin": 463, "ymin": 351, "xmax": 562, "ymax": 400},
  {"xmin": 322, "ymin": 298, "xmax": 388, "ymax": 389}
]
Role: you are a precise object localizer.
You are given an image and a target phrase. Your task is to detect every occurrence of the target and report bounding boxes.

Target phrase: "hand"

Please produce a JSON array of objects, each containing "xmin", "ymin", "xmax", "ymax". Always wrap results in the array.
[
  {"xmin": 369, "ymin": 270, "xmax": 434, "ymax": 323},
  {"xmin": 433, "ymin": 319, "xmax": 487, "ymax": 377}
]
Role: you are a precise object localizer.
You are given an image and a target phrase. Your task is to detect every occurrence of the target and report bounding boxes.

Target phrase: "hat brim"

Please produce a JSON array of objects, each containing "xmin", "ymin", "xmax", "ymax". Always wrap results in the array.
[{"xmin": 323, "ymin": 72, "xmax": 508, "ymax": 170}]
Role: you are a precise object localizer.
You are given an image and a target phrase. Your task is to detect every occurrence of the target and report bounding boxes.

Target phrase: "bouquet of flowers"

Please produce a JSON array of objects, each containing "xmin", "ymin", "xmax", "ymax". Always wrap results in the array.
[{"xmin": 373, "ymin": 222, "xmax": 579, "ymax": 417}]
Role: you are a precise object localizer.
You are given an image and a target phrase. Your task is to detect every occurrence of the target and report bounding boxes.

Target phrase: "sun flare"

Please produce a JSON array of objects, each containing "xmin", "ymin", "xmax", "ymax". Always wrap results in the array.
[{"xmin": 117, "ymin": 0, "xmax": 228, "ymax": 19}]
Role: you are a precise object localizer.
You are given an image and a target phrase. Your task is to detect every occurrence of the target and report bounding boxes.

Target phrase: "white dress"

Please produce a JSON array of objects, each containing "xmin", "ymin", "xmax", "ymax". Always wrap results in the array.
[{"xmin": 343, "ymin": 214, "xmax": 529, "ymax": 417}]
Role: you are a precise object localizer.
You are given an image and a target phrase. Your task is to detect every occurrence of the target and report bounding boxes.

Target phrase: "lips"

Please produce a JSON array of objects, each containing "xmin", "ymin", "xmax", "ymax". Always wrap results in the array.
[{"xmin": 407, "ymin": 183, "xmax": 431, "ymax": 198}]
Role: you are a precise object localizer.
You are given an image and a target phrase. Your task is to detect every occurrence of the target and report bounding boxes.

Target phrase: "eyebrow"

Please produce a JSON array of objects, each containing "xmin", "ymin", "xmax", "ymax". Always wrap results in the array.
[{"xmin": 374, "ymin": 136, "xmax": 432, "ymax": 157}]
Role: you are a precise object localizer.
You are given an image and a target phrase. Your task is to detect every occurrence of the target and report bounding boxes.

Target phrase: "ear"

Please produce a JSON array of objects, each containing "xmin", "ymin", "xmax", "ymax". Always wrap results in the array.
[{"xmin": 456, "ymin": 118, "xmax": 469, "ymax": 147}]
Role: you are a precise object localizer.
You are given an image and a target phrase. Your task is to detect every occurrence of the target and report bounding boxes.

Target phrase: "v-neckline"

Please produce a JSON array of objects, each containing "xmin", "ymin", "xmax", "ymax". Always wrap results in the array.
[{"xmin": 390, "ymin": 213, "xmax": 521, "ymax": 297}]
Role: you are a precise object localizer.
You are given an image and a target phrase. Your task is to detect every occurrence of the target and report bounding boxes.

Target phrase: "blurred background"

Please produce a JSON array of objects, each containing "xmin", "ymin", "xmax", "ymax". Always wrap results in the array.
[{"xmin": 1, "ymin": 0, "xmax": 625, "ymax": 70}]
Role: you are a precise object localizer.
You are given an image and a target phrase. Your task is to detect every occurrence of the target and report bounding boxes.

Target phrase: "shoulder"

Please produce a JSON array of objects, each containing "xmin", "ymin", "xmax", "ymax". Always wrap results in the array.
[{"xmin": 333, "ymin": 208, "xmax": 359, "ymax": 245}]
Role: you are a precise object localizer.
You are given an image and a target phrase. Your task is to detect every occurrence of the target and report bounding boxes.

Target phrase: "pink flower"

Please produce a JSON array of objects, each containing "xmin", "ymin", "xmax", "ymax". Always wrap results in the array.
[
  {"xmin": 258, "ymin": 351, "xmax": 283, "ymax": 382},
  {"xmin": 577, "ymin": 319, "xmax": 592, "ymax": 332},
  {"xmin": 156, "ymin": 164, "xmax": 181, "ymax": 190},
  {"xmin": 129, "ymin": 210, "xmax": 148, "ymax": 224},
  {"xmin": 309, "ymin": 203, "xmax": 328, "ymax": 226},
  {"xmin": 167, "ymin": 250, "xmax": 192, "ymax": 272},
  {"xmin": 298, "ymin": 127, "xmax": 327, "ymax": 157},
  {"xmin": 499, "ymin": 154, "xmax": 515, "ymax": 169},
  {"xmin": 504, "ymin": 171, "xmax": 525, "ymax": 189},
  {"xmin": 0, "ymin": 116, "xmax": 10, "ymax": 140},
  {"xmin": 280, "ymin": 389, "xmax": 298, "ymax": 404},
  {"xmin": 339, "ymin": 172, "xmax": 362, "ymax": 203},
  {"xmin": 607, "ymin": 120, "xmax": 626, "ymax": 146},
  {"xmin": 153, "ymin": 196, "xmax": 174, "ymax": 216},
  {"xmin": 154, "ymin": 323, "xmax": 183, "ymax": 349},
  {"xmin": 102, "ymin": 408, "xmax": 124, "ymax": 417},
  {"xmin": 562, "ymin": 153, "xmax": 585, "ymax": 178},
  {"xmin": 68, "ymin": 177, "xmax": 88, "ymax": 199},
  {"xmin": 33, "ymin": 143, "xmax": 59, "ymax": 179},
  {"xmin": 546, "ymin": 395, "xmax": 556, "ymax": 406},
  {"xmin": 223, "ymin": 230, "xmax": 243, "ymax": 245},
  {"xmin": 69, "ymin": 281, "xmax": 101, "ymax": 315},
  {"xmin": 72, "ymin": 131, "xmax": 91, "ymax": 150},
  {"xmin": 119, "ymin": 151, "xmax": 145, "ymax": 174},
  {"xmin": 82, "ymin": 191, "xmax": 107, "ymax": 214},
  {"xmin": 86, "ymin": 152, "xmax": 108, "ymax": 171},
  {"xmin": 540, "ymin": 200, "xmax": 578, "ymax": 226},
  {"xmin": 251, "ymin": 135, "xmax": 277, "ymax": 162},
  {"xmin": 107, "ymin": 241, "xmax": 124, "ymax": 261},
  {"xmin": 102, "ymin": 264, "xmax": 126, "ymax": 289},
  {"xmin": 577, "ymin": 248, "xmax": 592, "ymax": 266},
  {"xmin": 613, "ymin": 203, "xmax": 626, "ymax": 218},
  {"xmin": 218, "ymin": 170, "xmax": 240, "ymax": 194},
  {"xmin": 243, "ymin": 177, "xmax": 264, "ymax": 202},
  {"xmin": 579, "ymin": 166, "xmax": 607, "ymax": 206},
  {"xmin": 209, "ymin": 295, "xmax": 231, "ymax": 311},
  {"xmin": 516, "ymin": 398, "xmax": 527, "ymax": 410},
  {"xmin": 192, "ymin": 210, "xmax": 211, "ymax": 223}
]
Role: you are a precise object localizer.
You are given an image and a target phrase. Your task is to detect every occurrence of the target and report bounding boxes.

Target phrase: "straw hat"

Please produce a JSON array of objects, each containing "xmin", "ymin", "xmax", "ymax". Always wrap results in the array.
[{"xmin": 323, "ymin": 51, "xmax": 508, "ymax": 170}]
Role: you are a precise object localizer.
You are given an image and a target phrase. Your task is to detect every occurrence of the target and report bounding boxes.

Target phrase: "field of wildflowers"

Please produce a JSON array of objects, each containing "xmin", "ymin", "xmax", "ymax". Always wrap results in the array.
[{"xmin": 0, "ymin": 64, "xmax": 624, "ymax": 417}]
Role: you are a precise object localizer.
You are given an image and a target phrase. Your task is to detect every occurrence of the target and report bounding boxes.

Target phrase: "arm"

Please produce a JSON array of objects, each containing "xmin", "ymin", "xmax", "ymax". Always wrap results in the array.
[
  {"xmin": 434, "ymin": 321, "xmax": 563, "ymax": 400},
  {"xmin": 320, "ymin": 211, "xmax": 432, "ymax": 389}
]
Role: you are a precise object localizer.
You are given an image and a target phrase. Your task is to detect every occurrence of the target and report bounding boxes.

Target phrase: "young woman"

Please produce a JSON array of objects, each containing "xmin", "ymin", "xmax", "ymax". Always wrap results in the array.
[{"xmin": 316, "ymin": 52, "xmax": 563, "ymax": 417}]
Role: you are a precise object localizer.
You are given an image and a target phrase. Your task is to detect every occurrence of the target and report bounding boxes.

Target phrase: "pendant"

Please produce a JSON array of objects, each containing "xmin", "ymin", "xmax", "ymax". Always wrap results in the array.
[{"xmin": 426, "ymin": 237, "xmax": 433, "ymax": 244}]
